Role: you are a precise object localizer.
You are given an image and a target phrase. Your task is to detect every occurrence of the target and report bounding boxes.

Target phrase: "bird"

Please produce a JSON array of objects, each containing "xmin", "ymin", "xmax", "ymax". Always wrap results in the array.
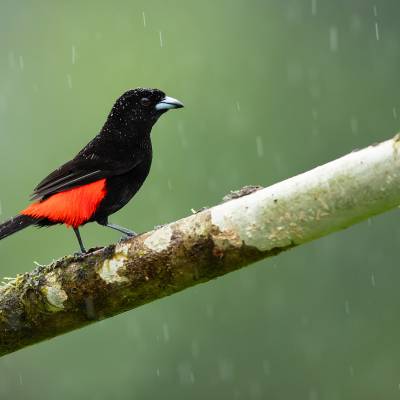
[{"xmin": 0, "ymin": 88, "xmax": 184, "ymax": 253}]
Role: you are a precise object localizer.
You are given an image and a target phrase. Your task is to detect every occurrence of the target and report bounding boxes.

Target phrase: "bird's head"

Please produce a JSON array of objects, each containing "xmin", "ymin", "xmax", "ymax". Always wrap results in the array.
[{"xmin": 108, "ymin": 88, "xmax": 184, "ymax": 129}]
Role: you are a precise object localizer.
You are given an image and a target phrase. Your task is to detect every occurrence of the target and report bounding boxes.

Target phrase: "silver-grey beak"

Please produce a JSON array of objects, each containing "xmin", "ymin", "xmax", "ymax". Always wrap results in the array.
[{"xmin": 155, "ymin": 96, "xmax": 184, "ymax": 111}]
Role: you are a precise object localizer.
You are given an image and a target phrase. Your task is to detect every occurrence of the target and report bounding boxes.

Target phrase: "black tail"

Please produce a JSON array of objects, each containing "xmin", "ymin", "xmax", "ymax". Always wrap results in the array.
[{"xmin": 0, "ymin": 215, "xmax": 36, "ymax": 240}]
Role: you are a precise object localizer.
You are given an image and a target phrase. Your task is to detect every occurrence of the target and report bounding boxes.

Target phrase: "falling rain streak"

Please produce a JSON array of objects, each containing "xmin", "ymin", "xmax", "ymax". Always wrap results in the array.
[
  {"xmin": 371, "ymin": 273, "xmax": 376, "ymax": 287},
  {"xmin": 311, "ymin": 0, "xmax": 317, "ymax": 16},
  {"xmin": 159, "ymin": 31, "xmax": 163, "ymax": 48},
  {"xmin": 72, "ymin": 45, "xmax": 76, "ymax": 64},
  {"xmin": 344, "ymin": 300, "xmax": 350, "ymax": 315},
  {"xmin": 329, "ymin": 27, "xmax": 338, "ymax": 52},
  {"xmin": 19, "ymin": 55, "xmax": 24, "ymax": 71},
  {"xmin": 375, "ymin": 22, "xmax": 380, "ymax": 40},
  {"xmin": 67, "ymin": 74, "xmax": 72, "ymax": 89},
  {"xmin": 373, "ymin": 6, "xmax": 380, "ymax": 40},
  {"xmin": 142, "ymin": 11, "xmax": 146, "ymax": 27}
]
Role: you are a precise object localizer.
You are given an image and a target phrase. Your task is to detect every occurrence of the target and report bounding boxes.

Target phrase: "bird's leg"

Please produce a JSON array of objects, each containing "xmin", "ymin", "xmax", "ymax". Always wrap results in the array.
[
  {"xmin": 106, "ymin": 223, "xmax": 137, "ymax": 237},
  {"xmin": 98, "ymin": 219, "xmax": 137, "ymax": 237},
  {"xmin": 73, "ymin": 227, "xmax": 87, "ymax": 253}
]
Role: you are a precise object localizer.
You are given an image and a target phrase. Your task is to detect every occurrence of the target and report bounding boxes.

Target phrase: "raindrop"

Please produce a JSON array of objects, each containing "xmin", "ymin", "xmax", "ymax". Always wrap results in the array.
[
  {"xmin": 311, "ymin": 0, "xmax": 317, "ymax": 16},
  {"xmin": 142, "ymin": 11, "xmax": 146, "ymax": 27},
  {"xmin": 67, "ymin": 74, "xmax": 72, "ymax": 89},
  {"xmin": 375, "ymin": 22, "xmax": 380, "ymax": 41},
  {"xmin": 329, "ymin": 27, "xmax": 339, "ymax": 52},
  {"xmin": 167, "ymin": 179, "xmax": 172, "ymax": 191},
  {"xmin": 0, "ymin": 200, "xmax": 2, "ymax": 216},
  {"xmin": 393, "ymin": 107, "xmax": 398, "ymax": 120},
  {"xmin": 373, "ymin": 6, "xmax": 379, "ymax": 40},
  {"xmin": 156, "ymin": 368, "xmax": 160, "ymax": 377},
  {"xmin": 19, "ymin": 55, "xmax": 24, "ymax": 71},
  {"xmin": 159, "ymin": 31, "xmax": 163, "ymax": 48},
  {"xmin": 72, "ymin": 45, "xmax": 76, "ymax": 65},
  {"xmin": 256, "ymin": 136, "xmax": 264, "ymax": 158},
  {"xmin": 344, "ymin": 300, "xmax": 350, "ymax": 315},
  {"xmin": 236, "ymin": 101, "xmax": 241, "ymax": 112},
  {"xmin": 371, "ymin": 273, "xmax": 376, "ymax": 287},
  {"xmin": 18, "ymin": 373, "xmax": 22, "ymax": 385},
  {"xmin": 349, "ymin": 365, "xmax": 354, "ymax": 376}
]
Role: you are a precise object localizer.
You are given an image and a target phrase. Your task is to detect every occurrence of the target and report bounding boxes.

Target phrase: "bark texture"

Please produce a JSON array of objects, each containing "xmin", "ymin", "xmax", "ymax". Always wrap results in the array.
[{"xmin": 1, "ymin": 135, "xmax": 400, "ymax": 357}]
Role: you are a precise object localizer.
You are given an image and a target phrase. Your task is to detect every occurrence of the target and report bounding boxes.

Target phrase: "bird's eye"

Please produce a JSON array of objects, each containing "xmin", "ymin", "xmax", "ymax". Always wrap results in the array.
[{"xmin": 140, "ymin": 97, "xmax": 151, "ymax": 107}]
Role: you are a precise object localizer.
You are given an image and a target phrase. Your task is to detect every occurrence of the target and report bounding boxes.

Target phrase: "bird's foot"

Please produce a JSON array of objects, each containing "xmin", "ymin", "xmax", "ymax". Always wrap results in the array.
[
  {"xmin": 117, "ymin": 232, "xmax": 137, "ymax": 244},
  {"xmin": 73, "ymin": 247, "xmax": 102, "ymax": 257}
]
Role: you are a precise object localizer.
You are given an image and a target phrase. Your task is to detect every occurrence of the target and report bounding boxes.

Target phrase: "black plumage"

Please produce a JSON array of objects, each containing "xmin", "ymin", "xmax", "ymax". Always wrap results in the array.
[{"xmin": 0, "ymin": 88, "xmax": 184, "ymax": 252}]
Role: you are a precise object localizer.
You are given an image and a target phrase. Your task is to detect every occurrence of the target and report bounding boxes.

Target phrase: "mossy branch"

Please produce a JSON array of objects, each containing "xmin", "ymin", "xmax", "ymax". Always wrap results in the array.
[{"xmin": 1, "ymin": 135, "xmax": 400, "ymax": 357}]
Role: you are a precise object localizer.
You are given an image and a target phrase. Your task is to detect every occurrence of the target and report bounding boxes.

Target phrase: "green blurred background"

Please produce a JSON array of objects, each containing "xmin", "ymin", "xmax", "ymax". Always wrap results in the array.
[{"xmin": 0, "ymin": 0, "xmax": 400, "ymax": 398}]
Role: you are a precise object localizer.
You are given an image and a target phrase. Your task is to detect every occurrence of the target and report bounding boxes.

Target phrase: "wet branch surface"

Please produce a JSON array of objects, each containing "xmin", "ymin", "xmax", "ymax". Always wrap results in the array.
[{"xmin": 1, "ymin": 135, "xmax": 400, "ymax": 357}]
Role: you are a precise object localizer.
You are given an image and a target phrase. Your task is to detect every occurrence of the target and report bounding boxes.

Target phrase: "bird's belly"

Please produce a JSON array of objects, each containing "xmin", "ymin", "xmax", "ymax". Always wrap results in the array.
[{"xmin": 93, "ymin": 162, "xmax": 151, "ymax": 220}]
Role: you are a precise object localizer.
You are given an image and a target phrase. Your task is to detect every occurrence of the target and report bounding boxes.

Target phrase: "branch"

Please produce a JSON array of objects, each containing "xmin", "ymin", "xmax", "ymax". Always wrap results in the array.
[{"xmin": 1, "ymin": 135, "xmax": 400, "ymax": 357}]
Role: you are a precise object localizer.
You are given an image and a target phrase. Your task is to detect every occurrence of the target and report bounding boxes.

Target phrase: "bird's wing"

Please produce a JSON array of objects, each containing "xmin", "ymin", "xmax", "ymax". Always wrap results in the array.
[{"xmin": 30, "ymin": 157, "xmax": 141, "ymax": 201}]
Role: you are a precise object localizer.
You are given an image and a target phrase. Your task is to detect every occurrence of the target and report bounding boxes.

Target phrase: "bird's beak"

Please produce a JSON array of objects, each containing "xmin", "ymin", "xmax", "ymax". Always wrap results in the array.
[{"xmin": 155, "ymin": 96, "xmax": 184, "ymax": 111}]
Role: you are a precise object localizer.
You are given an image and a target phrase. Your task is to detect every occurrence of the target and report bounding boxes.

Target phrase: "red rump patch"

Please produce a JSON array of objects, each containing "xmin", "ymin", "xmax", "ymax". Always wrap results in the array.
[{"xmin": 21, "ymin": 179, "xmax": 107, "ymax": 228}]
